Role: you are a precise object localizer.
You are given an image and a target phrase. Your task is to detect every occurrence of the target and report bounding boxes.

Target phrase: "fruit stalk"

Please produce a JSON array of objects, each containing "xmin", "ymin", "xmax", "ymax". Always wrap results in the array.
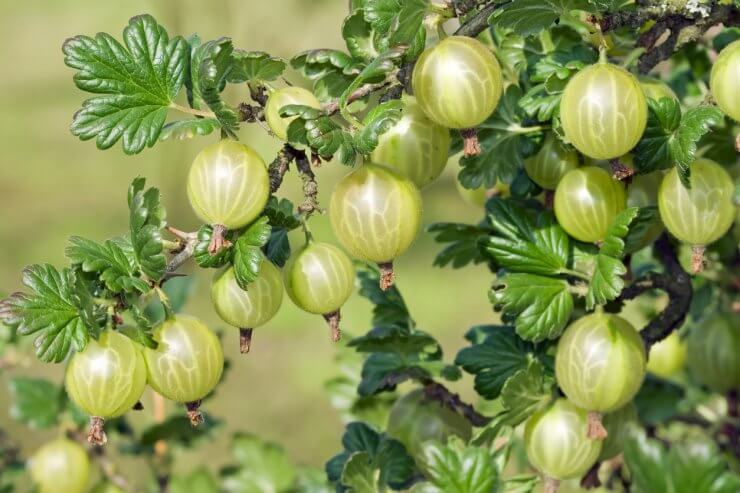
[
  {"xmin": 323, "ymin": 311, "xmax": 342, "ymax": 343},
  {"xmin": 87, "ymin": 416, "xmax": 107, "ymax": 446},
  {"xmin": 544, "ymin": 477, "xmax": 560, "ymax": 493},
  {"xmin": 207, "ymin": 224, "xmax": 232, "ymax": 255},
  {"xmin": 379, "ymin": 261, "xmax": 395, "ymax": 291},
  {"xmin": 691, "ymin": 245, "xmax": 706, "ymax": 274},
  {"xmin": 239, "ymin": 328, "xmax": 253, "ymax": 354},
  {"xmin": 186, "ymin": 400, "xmax": 204, "ymax": 427},
  {"xmin": 460, "ymin": 128, "xmax": 481, "ymax": 157},
  {"xmin": 587, "ymin": 411, "xmax": 608, "ymax": 440}
]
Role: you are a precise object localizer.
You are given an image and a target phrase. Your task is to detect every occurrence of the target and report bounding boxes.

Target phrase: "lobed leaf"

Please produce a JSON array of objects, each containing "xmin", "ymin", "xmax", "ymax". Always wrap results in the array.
[
  {"xmin": 128, "ymin": 177, "xmax": 167, "ymax": 282},
  {"xmin": 228, "ymin": 50, "xmax": 286, "ymax": 84},
  {"xmin": 492, "ymin": 0, "xmax": 592, "ymax": 37},
  {"xmin": 66, "ymin": 235, "xmax": 150, "ymax": 293},
  {"xmin": 233, "ymin": 217, "xmax": 272, "ymax": 289},
  {"xmin": 415, "ymin": 437, "xmax": 499, "ymax": 493}
]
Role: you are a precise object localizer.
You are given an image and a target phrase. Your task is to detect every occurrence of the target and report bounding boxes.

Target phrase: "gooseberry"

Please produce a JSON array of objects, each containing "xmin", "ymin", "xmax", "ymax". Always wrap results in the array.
[
  {"xmin": 386, "ymin": 389, "xmax": 472, "ymax": 459},
  {"xmin": 687, "ymin": 313, "xmax": 740, "ymax": 393},
  {"xmin": 370, "ymin": 96, "xmax": 451, "ymax": 188},
  {"xmin": 638, "ymin": 76, "xmax": 678, "ymax": 101},
  {"xmin": 524, "ymin": 134, "xmax": 579, "ymax": 190},
  {"xmin": 524, "ymin": 398, "xmax": 602, "ymax": 480},
  {"xmin": 710, "ymin": 39, "xmax": 740, "ymax": 121},
  {"xmin": 329, "ymin": 163, "xmax": 422, "ymax": 290},
  {"xmin": 265, "ymin": 86, "xmax": 322, "ymax": 141},
  {"xmin": 412, "ymin": 36, "xmax": 503, "ymax": 129},
  {"xmin": 211, "ymin": 262, "xmax": 284, "ymax": 353},
  {"xmin": 283, "ymin": 242, "xmax": 355, "ymax": 342},
  {"xmin": 186, "ymin": 139, "xmax": 270, "ymax": 230},
  {"xmin": 554, "ymin": 167, "xmax": 627, "ymax": 243},
  {"xmin": 646, "ymin": 331, "xmax": 687, "ymax": 379},
  {"xmin": 560, "ymin": 63, "xmax": 647, "ymax": 159},
  {"xmin": 29, "ymin": 438, "xmax": 90, "ymax": 493}
]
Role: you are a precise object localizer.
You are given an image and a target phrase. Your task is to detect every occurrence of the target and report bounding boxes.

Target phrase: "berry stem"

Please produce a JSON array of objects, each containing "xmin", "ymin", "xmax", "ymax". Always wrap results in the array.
[
  {"xmin": 208, "ymin": 224, "xmax": 232, "ymax": 255},
  {"xmin": 87, "ymin": 416, "xmax": 107, "ymax": 446},
  {"xmin": 544, "ymin": 477, "xmax": 560, "ymax": 493},
  {"xmin": 185, "ymin": 400, "xmax": 204, "ymax": 427},
  {"xmin": 378, "ymin": 261, "xmax": 395, "ymax": 291},
  {"xmin": 587, "ymin": 411, "xmax": 608, "ymax": 440},
  {"xmin": 323, "ymin": 311, "xmax": 341, "ymax": 342},
  {"xmin": 460, "ymin": 128, "xmax": 481, "ymax": 157},
  {"xmin": 691, "ymin": 245, "xmax": 706, "ymax": 274},
  {"xmin": 239, "ymin": 328, "xmax": 253, "ymax": 354}
]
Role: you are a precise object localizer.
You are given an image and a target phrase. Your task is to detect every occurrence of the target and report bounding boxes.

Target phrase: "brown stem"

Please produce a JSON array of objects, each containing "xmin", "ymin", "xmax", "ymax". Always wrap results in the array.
[
  {"xmin": 454, "ymin": 1, "xmax": 499, "ymax": 37},
  {"xmin": 207, "ymin": 224, "xmax": 232, "ymax": 255},
  {"xmin": 323, "ymin": 311, "xmax": 341, "ymax": 342},
  {"xmin": 269, "ymin": 145, "xmax": 293, "ymax": 193},
  {"xmin": 237, "ymin": 102, "xmax": 264, "ymax": 122},
  {"xmin": 609, "ymin": 158, "xmax": 634, "ymax": 181},
  {"xmin": 239, "ymin": 328, "xmax": 253, "ymax": 354},
  {"xmin": 587, "ymin": 411, "xmax": 608, "ymax": 440},
  {"xmin": 324, "ymin": 81, "xmax": 392, "ymax": 115},
  {"xmin": 165, "ymin": 230, "xmax": 198, "ymax": 276},
  {"xmin": 460, "ymin": 128, "xmax": 481, "ymax": 157},
  {"xmin": 423, "ymin": 381, "xmax": 491, "ymax": 427},
  {"xmin": 543, "ymin": 477, "xmax": 560, "ymax": 493},
  {"xmin": 185, "ymin": 400, "xmax": 204, "ymax": 426},
  {"xmin": 581, "ymin": 461, "xmax": 603, "ymax": 489},
  {"xmin": 378, "ymin": 261, "xmax": 395, "ymax": 291},
  {"xmin": 691, "ymin": 245, "xmax": 706, "ymax": 274},
  {"xmin": 293, "ymin": 148, "xmax": 322, "ymax": 216},
  {"xmin": 87, "ymin": 416, "xmax": 107, "ymax": 446}
]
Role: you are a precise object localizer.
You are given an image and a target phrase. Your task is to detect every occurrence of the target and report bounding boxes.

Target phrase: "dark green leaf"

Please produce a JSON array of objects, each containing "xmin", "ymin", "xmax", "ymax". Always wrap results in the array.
[
  {"xmin": 63, "ymin": 14, "xmax": 189, "ymax": 153},
  {"xmin": 265, "ymin": 229, "xmax": 291, "ymax": 268},
  {"xmin": 585, "ymin": 253, "xmax": 626, "ymax": 310},
  {"xmin": 160, "ymin": 118, "xmax": 220, "ymax": 141},
  {"xmin": 128, "ymin": 178, "xmax": 167, "ymax": 281},
  {"xmin": 623, "ymin": 428, "xmax": 669, "ymax": 493},
  {"xmin": 197, "ymin": 38, "xmax": 239, "ymax": 136},
  {"xmin": 263, "ymin": 197, "xmax": 302, "ymax": 230},
  {"xmin": 140, "ymin": 415, "xmax": 221, "ymax": 447},
  {"xmin": 601, "ymin": 207, "xmax": 640, "ymax": 258},
  {"xmin": 348, "ymin": 325, "xmax": 438, "ymax": 355},
  {"xmin": 492, "ymin": 0, "xmax": 591, "ymax": 37},
  {"xmin": 356, "ymin": 265, "xmax": 412, "ymax": 328},
  {"xmin": 66, "ymin": 236, "xmax": 149, "ymax": 293},
  {"xmin": 427, "ymin": 223, "xmax": 490, "ymax": 269},
  {"xmin": 8, "ymin": 377, "xmax": 64, "ymax": 428},
  {"xmin": 229, "ymin": 50, "xmax": 286, "ymax": 83},
  {"xmin": 633, "ymin": 375, "xmax": 685, "ymax": 425},
  {"xmin": 672, "ymin": 106, "xmax": 724, "ymax": 186},
  {"xmin": 623, "ymin": 207, "xmax": 661, "ymax": 254},
  {"xmin": 233, "ymin": 217, "xmax": 272, "ymax": 289}
]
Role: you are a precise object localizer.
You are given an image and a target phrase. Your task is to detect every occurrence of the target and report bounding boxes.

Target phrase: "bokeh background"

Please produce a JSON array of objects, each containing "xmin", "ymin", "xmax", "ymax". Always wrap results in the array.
[{"xmin": 0, "ymin": 0, "xmax": 496, "ymax": 487}]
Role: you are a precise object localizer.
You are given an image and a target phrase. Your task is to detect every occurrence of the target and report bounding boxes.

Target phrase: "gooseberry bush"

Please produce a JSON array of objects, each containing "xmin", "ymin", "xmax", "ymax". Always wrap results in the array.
[{"xmin": 1, "ymin": 1, "xmax": 740, "ymax": 492}]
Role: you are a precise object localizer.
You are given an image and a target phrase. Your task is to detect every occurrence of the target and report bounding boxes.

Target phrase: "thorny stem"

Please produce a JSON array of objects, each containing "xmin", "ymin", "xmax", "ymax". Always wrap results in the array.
[
  {"xmin": 294, "ymin": 148, "xmax": 322, "ymax": 216},
  {"xmin": 323, "ymin": 81, "xmax": 393, "ymax": 116}
]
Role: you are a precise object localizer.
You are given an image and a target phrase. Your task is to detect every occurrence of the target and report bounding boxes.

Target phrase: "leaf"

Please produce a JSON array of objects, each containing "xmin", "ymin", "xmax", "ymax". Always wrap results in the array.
[
  {"xmin": 603, "ymin": 207, "xmax": 642, "ymax": 259},
  {"xmin": 389, "ymin": 0, "xmax": 428, "ymax": 46},
  {"xmin": 170, "ymin": 469, "xmax": 220, "ymax": 493},
  {"xmin": 519, "ymin": 84, "xmax": 562, "ymax": 122},
  {"xmin": 63, "ymin": 14, "xmax": 189, "ymax": 154},
  {"xmin": 140, "ymin": 415, "xmax": 221, "ymax": 447},
  {"xmin": 633, "ymin": 375, "xmax": 685, "ymax": 425},
  {"xmin": 455, "ymin": 326, "xmax": 547, "ymax": 399},
  {"xmin": 427, "ymin": 223, "xmax": 490, "ymax": 269},
  {"xmin": 623, "ymin": 428, "xmax": 669, "ymax": 493},
  {"xmin": 341, "ymin": 452, "xmax": 378, "ymax": 493},
  {"xmin": 8, "ymin": 377, "xmax": 64, "ymax": 428},
  {"xmin": 623, "ymin": 207, "xmax": 661, "ymax": 254},
  {"xmin": 483, "ymin": 199, "xmax": 569, "ymax": 276},
  {"xmin": 349, "ymin": 325, "xmax": 438, "ymax": 355},
  {"xmin": 283, "ymin": 106, "xmax": 356, "ymax": 162},
  {"xmin": 221, "ymin": 434, "xmax": 296, "ymax": 493},
  {"xmin": 355, "ymin": 100, "xmax": 404, "ymax": 154},
  {"xmin": 357, "ymin": 265, "xmax": 412, "ymax": 329},
  {"xmin": 671, "ymin": 106, "xmax": 724, "ymax": 185},
  {"xmin": 492, "ymin": 0, "xmax": 591, "ymax": 37},
  {"xmin": 343, "ymin": 11, "xmax": 379, "ymax": 62},
  {"xmin": 499, "ymin": 359, "xmax": 554, "ymax": 426},
  {"xmin": 232, "ymin": 217, "xmax": 272, "ymax": 289},
  {"xmin": 459, "ymin": 86, "xmax": 541, "ymax": 188},
  {"xmin": 194, "ymin": 224, "xmax": 235, "ymax": 269},
  {"xmin": 263, "ymin": 196, "xmax": 302, "ymax": 231},
  {"xmin": 265, "ymin": 229, "xmax": 291, "ymax": 268},
  {"xmin": 339, "ymin": 46, "xmax": 407, "ymax": 113},
  {"xmin": 229, "ymin": 50, "xmax": 286, "ymax": 83},
  {"xmin": 197, "ymin": 38, "xmax": 239, "ymax": 136},
  {"xmin": 492, "ymin": 273, "xmax": 573, "ymax": 342},
  {"xmin": 128, "ymin": 178, "xmax": 167, "ymax": 281},
  {"xmin": 585, "ymin": 254, "xmax": 626, "ymax": 309},
  {"xmin": 415, "ymin": 437, "xmax": 499, "ymax": 493},
  {"xmin": 160, "ymin": 118, "xmax": 220, "ymax": 141},
  {"xmin": 66, "ymin": 236, "xmax": 150, "ymax": 293},
  {"xmin": 0, "ymin": 265, "xmax": 100, "ymax": 362}
]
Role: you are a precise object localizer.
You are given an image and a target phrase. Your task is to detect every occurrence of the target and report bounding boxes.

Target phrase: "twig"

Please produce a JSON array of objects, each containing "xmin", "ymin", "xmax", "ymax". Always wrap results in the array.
[
  {"xmin": 293, "ymin": 147, "xmax": 322, "ymax": 216},
  {"xmin": 323, "ymin": 81, "xmax": 392, "ymax": 116},
  {"xmin": 422, "ymin": 380, "xmax": 491, "ymax": 426},
  {"xmin": 269, "ymin": 144, "xmax": 293, "ymax": 193},
  {"xmin": 454, "ymin": 1, "xmax": 500, "ymax": 37},
  {"xmin": 164, "ymin": 229, "xmax": 198, "ymax": 276}
]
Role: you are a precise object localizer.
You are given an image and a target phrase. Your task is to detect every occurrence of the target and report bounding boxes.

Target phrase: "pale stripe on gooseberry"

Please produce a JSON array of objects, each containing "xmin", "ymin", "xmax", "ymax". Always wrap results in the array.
[{"xmin": 211, "ymin": 262, "xmax": 283, "ymax": 328}]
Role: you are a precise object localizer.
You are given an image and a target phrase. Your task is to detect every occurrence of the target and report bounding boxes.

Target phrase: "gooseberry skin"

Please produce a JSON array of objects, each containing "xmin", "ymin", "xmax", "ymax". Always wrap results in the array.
[
  {"xmin": 283, "ymin": 242, "xmax": 355, "ymax": 315},
  {"xmin": 560, "ymin": 63, "xmax": 647, "ymax": 159},
  {"xmin": 627, "ymin": 171, "xmax": 665, "ymax": 250},
  {"xmin": 647, "ymin": 331, "xmax": 688, "ymax": 379},
  {"xmin": 554, "ymin": 167, "xmax": 627, "ymax": 243},
  {"xmin": 330, "ymin": 164, "xmax": 422, "ymax": 264},
  {"xmin": 412, "ymin": 36, "xmax": 503, "ymax": 129},
  {"xmin": 386, "ymin": 389, "xmax": 472, "ymax": 458},
  {"xmin": 555, "ymin": 312, "xmax": 647, "ymax": 413},
  {"xmin": 687, "ymin": 314, "xmax": 740, "ymax": 393},
  {"xmin": 370, "ymin": 97, "xmax": 451, "ymax": 188},
  {"xmin": 65, "ymin": 330, "xmax": 147, "ymax": 419},
  {"xmin": 710, "ymin": 39, "xmax": 740, "ymax": 121},
  {"xmin": 143, "ymin": 315, "xmax": 224, "ymax": 403},
  {"xmin": 524, "ymin": 134, "xmax": 579, "ymax": 190},
  {"xmin": 638, "ymin": 76, "xmax": 678, "ymax": 101},
  {"xmin": 599, "ymin": 402, "xmax": 638, "ymax": 460},
  {"xmin": 186, "ymin": 140, "xmax": 270, "ymax": 229},
  {"xmin": 29, "ymin": 438, "xmax": 90, "ymax": 493},
  {"xmin": 524, "ymin": 399, "xmax": 602, "ymax": 480},
  {"xmin": 211, "ymin": 263, "xmax": 283, "ymax": 328},
  {"xmin": 658, "ymin": 158, "xmax": 735, "ymax": 247},
  {"xmin": 265, "ymin": 86, "xmax": 322, "ymax": 141}
]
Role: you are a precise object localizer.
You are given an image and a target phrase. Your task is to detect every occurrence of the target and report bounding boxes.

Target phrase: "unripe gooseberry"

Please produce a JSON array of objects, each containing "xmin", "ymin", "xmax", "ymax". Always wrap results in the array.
[
  {"xmin": 627, "ymin": 171, "xmax": 665, "ymax": 251},
  {"xmin": 554, "ymin": 167, "xmax": 627, "ymax": 243},
  {"xmin": 211, "ymin": 262, "xmax": 283, "ymax": 353},
  {"xmin": 412, "ymin": 36, "xmax": 503, "ymax": 129},
  {"xmin": 658, "ymin": 158, "xmax": 735, "ymax": 272},
  {"xmin": 560, "ymin": 63, "xmax": 647, "ymax": 159},
  {"xmin": 330, "ymin": 163, "xmax": 422, "ymax": 290},
  {"xmin": 186, "ymin": 140, "xmax": 270, "ymax": 230},
  {"xmin": 29, "ymin": 438, "xmax": 90, "ymax": 493},
  {"xmin": 524, "ymin": 134, "xmax": 579, "ymax": 190},
  {"xmin": 265, "ymin": 86, "xmax": 322, "ymax": 141},
  {"xmin": 284, "ymin": 242, "xmax": 355, "ymax": 342},
  {"xmin": 65, "ymin": 330, "xmax": 147, "ymax": 444},
  {"xmin": 638, "ymin": 76, "xmax": 678, "ymax": 101},
  {"xmin": 710, "ymin": 39, "xmax": 740, "ymax": 121},
  {"xmin": 647, "ymin": 331, "xmax": 687, "ymax": 379},
  {"xmin": 524, "ymin": 398, "xmax": 602, "ymax": 481},
  {"xmin": 687, "ymin": 313, "xmax": 740, "ymax": 393},
  {"xmin": 555, "ymin": 312, "xmax": 646, "ymax": 415},
  {"xmin": 370, "ymin": 96, "xmax": 451, "ymax": 188},
  {"xmin": 599, "ymin": 402, "xmax": 638, "ymax": 460},
  {"xmin": 386, "ymin": 389, "xmax": 472, "ymax": 459},
  {"xmin": 143, "ymin": 315, "xmax": 224, "ymax": 423}
]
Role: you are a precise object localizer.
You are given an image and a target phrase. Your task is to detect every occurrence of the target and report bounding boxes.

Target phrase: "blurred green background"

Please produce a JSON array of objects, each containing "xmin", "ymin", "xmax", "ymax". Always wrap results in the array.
[{"xmin": 0, "ymin": 0, "xmax": 497, "ymax": 487}]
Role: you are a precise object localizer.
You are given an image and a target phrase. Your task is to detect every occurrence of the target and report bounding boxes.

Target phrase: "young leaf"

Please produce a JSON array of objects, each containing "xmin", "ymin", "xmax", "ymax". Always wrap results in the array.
[
  {"xmin": 263, "ymin": 197, "xmax": 302, "ymax": 231},
  {"xmin": 600, "ymin": 207, "xmax": 640, "ymax": 259},
  {"xmin": 197, "ymin": 38, "xmax": 239, "ymax": 136},
  {"xmin": 63, "ymin": 14, "xmax": 189, "ymax": 154},
  {"xmin": 492, "ymin": 0, "xmax": 591, "ymax": 37},
  {"xmin": 221, "ymin": 434, "xmax": 296, "ymax": 493},
  {"xmin": 585, "ymin": 253, "xmax": 626, "ymax": 310},
  {"xmin": 0, "ymin": 265, "xmax": 101, "ymax": 363},
  {"xmin": 233, "ymin": 217, "xmax": 272, "ymax": 289},
  {"xmin": 343, "ymin": 11, "xmax": 379, "ymax": 62},
  {"xmin": 415, "ymin": 437, "xmax": 499, "ymax": 493},
  {"xmin": 427, "ymin": 222, "xmax": 491, "ymax": 269},
  {"xmin": 128, "ymin": 178, "xmax": 167, "ymax": 282},
  {"xmin": 66, "ymin": 236, "xmax": 150, "ymax": 293},
  {"xmin": 159, "ymin": 118, "xmax": 220, "ymax": 141},
  {"xmin": 499, "ymin": 359, "xmax": 554, "ymax": 426},
  {"xmin": 491, "ymin": 273, "xmax": 573, "ymax": 342},
  {"xmin": 229, "ymin": 51, "xmax": 286, "ymax": 84},
  {"xmin": 8, "ymin": 377, "xmax": 65, "ymax": 428},
  {"xmin": 355, "ymin": 100, "xmax": 404, "ymax": 154},
  {"xmin": 341, "ymin": 452, "xmax": 378, "ymax": 493}
]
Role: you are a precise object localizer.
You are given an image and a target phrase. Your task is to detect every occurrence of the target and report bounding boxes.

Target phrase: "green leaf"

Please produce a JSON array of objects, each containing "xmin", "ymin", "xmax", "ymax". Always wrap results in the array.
[
  {"xmin": 233, "ymin": 217, "xmax": 272, "ymax": 289},
  {"xmin": 265, "ymin": 229, "xmax": 291, "ymax": 268},
  {"xmin": 141, "ymin": 276, "xmax": 194, "ymax": 324},
  {"xmin": 0, "ymin": 265, "xmax": 100, "ymax": 362},
  {"xmin": 600, "ymin": 207, "xmax": 639, "ymax": 258},
  {"xmin": 343, "ymin": 11, "xmax": 379, "ymax": 61},
  {"xmin": 140, "ymin": 415, "xmax": 221, "ymax": 447},
  {"xmin": 264, "ymin": 197, "xmax": 302, "ymax": 230},
  {"xmin": 623, "ymin": 207, "xmax": 661, "ymax": 254},
  {"xmin": 356, "ymin": 264, "xmax": 412, "ymax": 328},
  {"xmin": 339, "ymin": 46, "xmax": 406, "ymax": 113},
  {"xmin": 66, "ymin": 236, "xmax": 150, "ymax": 293},
  {"xmin": 355, "ymin": 100, "xmax": 404, "ymax": 154},
  {"xmin": 483, "ymin": 199, "xmax": 569, "ymax": 275},
  {"xmin": 222, "ymin": 433, "xmax": 296, "ymax": 493},
  {"xmin": 492, "ymin": 273, "xmax": 573, "ymax": 342},
  {"xmin": 389, "ymin": 0, "xmax": 428, "ymax": 46},
  {"xmin": 499, "ymin": 359, "xmax": 554, "ymax": 426},
  {"xmin": 519, "ymin": 85, "xmax": 562, "ymax": 122},
  {"xmin": 585, "ymin": 253, "xmax": 626, "ymax": 310},
  {"xmin": 364, "ymin": 0, "xmax": 403, "ymax": 34},
  {"xmin": 623, "ymin": 428, "xmax": 669, "ymax": 493},
  {"xmin": 194, "ymin": 224, "xmax": 236, "ymax": 269},
  {"xmin": 349, "ymin": 325, "xmax": 438, "ymax": 355},
  {"xmin": 671, "ymin": 106, "xmax": 724, "ymax": 185},
  {"xmin": 170, "ymin": 469, "xmax": 220, "ymax": 493},
  {"xmin": 229, "ymin": 50, "xmax": 286, "ymax": 84},
  {"xmin": 459, "ymin": 86, "xmax": 540, "ymax": 188},
  {"xmin": 283, "ymin": 107, "xmax": 356, "ymax": 162},
  {"xmin": 415, "ymin": 437, "xmax": 499, "ymax": 493},
  {"xmin": 633, "ymin": 375, "xmax": 685, "ymax": 425},
  {"xmin": 128, "ymin": 178, "xmax": 166, "ymax": 281},
  {"xmin": 455, "ymin": 326, "xmax": 547, "ymax": 399},
  {"xmin": 492, "ymin": 0, "xmax": 591, "ymax": 37},
  {"xmin": 341, "ymin": 452, "xmax": 378, "ymax": 493},
  {"xmin": 8, "ymin": 377, "xmax": 64, "ymax": 428},
  {"xmin": 63, "ymin": 14, "xmax": 189, "ymax": 154},
  {"xmin": 197, "ymin": 38, "xmax": 239, "ymax": 136},
  {"xmin": 427, "ymin": 222, "xmax": 491, "ymax": 269},
  {"xmin": 160, "ymin": 118, "xmax": 220, "ymax": 141}
]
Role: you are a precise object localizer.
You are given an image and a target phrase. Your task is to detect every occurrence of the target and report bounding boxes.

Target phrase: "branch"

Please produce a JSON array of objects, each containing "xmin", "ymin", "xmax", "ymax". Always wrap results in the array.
[
  {"xmin": 617, "ymin": 234, "xmax": 693, "ymax": 349},
  {"xmin": 454, "ymin": 1, "xmax": 500, "ymax": 37},
  {"xmin": 268, "ymin": 144, "xmax": 293, "ymax": 193},
  {"xmin": 323, "ymin": 81, "xmax": 392, "ymax": 116},
  {"xmin": 422, "ymin": 380, "xmax": 491, "ymax": 426},
  {"xmin": 163, "ymin": 227, "xmax": 198, "ymax": 277},
  {"xmin": 292, "ymin": 147, "xmax": 322, "ymax": 216}
]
